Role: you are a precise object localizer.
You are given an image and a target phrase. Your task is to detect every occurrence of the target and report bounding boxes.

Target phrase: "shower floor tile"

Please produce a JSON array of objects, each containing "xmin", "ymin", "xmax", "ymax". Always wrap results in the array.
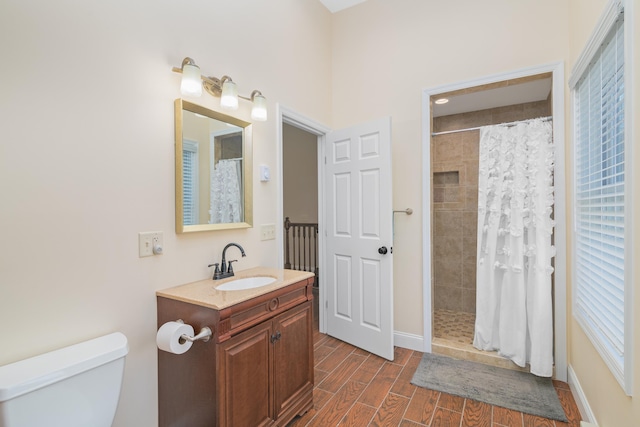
[
  {"xmin": 433, "ymin": 309, "xmax": 475, "ymax": 344},
  {"xmin": 432, "ymin": 309, "xmax": 532, "ymax": 373}
]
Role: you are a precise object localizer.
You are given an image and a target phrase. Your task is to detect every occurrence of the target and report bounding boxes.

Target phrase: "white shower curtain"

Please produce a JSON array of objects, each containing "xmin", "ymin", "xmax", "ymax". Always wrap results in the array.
[
  {"xmin": 473, "ymin": 118, "xmax": 555, "ymax": 377},
  {"xmin": 209, "ymin": 159, "xmax": 242, "ymax": 224}
]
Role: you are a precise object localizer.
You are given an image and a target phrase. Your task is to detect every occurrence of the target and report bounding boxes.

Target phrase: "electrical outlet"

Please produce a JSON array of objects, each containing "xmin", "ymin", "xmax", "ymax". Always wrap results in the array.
[
  {"xmin": 139, "ymin": 231, "xmax": 163, "ymax": 257},
  {"xmin": 260, "ymin": 224, "xmax": 276, "ymax": 241}
]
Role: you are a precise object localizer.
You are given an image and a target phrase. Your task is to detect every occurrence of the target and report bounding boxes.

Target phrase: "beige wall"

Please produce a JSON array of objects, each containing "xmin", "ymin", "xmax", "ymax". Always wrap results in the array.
[
  {"xmin": 283, "ymin": 124, "xmax": 319, "ymax": 223},
  {"xmin": 331, "ymin": 0, "xmax": 570, "ymax": 335},
  {"xmin": 0, "ymin": 1, "xmax": 331, "ymax": 426},
  {"xmin": 566, "ymin": 0, "xmax": 640, "ymax": 425}
]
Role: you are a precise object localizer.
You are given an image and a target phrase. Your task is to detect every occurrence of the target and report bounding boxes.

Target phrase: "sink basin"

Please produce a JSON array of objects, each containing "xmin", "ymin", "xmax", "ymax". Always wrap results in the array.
[{"xmin": 216, "ymin": 276, "xmax": 277, "ymax": 291}]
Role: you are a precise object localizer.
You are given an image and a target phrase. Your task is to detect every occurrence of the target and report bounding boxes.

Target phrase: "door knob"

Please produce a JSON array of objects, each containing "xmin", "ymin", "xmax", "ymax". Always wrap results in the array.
[{"xmin": 378, "ymin": 246, "xmax": 388, "ymax": 255}]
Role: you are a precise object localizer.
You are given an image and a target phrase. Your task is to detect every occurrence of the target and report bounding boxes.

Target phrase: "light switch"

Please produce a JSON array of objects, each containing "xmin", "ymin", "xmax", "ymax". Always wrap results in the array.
[
  {"xmin": 260, "ymin": 165, "xmax": 270, "ymax": 182},
  {"xmin": 139, "ymin": 231, "xmax": 163, "ymax": 257},
  {"xmin": 260, "ymin": 224, "xmax": 276, "ymax": 241}
]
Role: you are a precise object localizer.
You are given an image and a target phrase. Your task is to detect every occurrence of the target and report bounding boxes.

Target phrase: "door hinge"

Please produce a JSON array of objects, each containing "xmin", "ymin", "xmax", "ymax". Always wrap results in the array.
[{"xmin": 324, "ymin": 156, "xmax": 327, "ymax": 164}]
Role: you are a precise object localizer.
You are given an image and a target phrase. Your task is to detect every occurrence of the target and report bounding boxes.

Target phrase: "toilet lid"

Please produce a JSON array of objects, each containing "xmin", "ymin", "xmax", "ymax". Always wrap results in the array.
[{"xmin": 0, "ymin": 332, "xmax": 128, "ymax": 402}]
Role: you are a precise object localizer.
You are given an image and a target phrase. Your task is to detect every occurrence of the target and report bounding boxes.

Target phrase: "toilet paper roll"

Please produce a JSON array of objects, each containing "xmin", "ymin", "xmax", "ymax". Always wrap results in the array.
[{"xmin": 156, "ymin": 321, "xmax": 195, "ymax": 354}]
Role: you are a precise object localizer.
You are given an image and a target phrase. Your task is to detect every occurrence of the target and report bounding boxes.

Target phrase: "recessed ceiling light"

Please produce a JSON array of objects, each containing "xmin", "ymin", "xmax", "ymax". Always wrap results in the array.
[{"xmin": 434, "ymin": 98, "xmax": 449, "ymax": 105}]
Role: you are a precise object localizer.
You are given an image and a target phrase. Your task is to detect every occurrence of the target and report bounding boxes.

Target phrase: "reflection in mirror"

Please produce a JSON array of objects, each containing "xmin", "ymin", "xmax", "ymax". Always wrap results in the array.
[{"xmin": 175, "ymin": 99, "xmax": 253, "ymax": 233}]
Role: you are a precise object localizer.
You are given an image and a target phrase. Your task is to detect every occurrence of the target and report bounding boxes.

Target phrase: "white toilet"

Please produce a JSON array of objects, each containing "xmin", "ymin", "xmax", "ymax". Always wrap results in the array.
[{"xmin": 0, "ymin": 332, "xmax": 128, "ymax": 427}]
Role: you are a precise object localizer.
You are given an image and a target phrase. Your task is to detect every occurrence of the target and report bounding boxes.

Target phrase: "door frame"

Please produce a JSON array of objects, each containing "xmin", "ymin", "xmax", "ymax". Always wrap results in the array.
[
  {"xmin": 276, "ymin": 104, "xmax": 331, "ymax": 333},
  {"xmin": 421, "ymin": 61, "xmax": 568, "ymax": 381}
]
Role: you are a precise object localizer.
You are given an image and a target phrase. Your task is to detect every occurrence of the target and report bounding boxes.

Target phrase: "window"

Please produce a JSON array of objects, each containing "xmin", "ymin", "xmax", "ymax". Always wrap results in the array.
[
  {"xmin": 182, "ymin": 140, "xmax": 199, "ymax": 225},
  {"xmin": 570, "ymin": 0, "xmax": 632, "ymax": 394}
]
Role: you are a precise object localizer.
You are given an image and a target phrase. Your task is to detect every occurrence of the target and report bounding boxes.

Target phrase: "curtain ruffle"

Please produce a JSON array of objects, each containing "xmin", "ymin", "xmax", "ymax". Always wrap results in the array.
[
  {"xmin": 210, "ymin": 159, "xmax": 242, "ymax": 224},
  {"xmin": 473, "ymin": 118, "xmax": 555, "ymax": 377}
]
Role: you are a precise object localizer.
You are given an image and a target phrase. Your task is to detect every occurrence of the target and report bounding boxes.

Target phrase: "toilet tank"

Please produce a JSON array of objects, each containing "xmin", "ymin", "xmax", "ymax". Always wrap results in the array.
[{"xmin": 0, "ymin": 332, "xmax": 128, "ymax": 427}]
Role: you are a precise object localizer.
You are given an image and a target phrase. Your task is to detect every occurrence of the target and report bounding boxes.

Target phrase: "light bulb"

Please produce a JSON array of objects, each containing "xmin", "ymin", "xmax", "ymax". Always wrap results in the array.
[
  {"xmin": 220, "ymin": 79, "xmax": 239, "ymax": 110},
  {"xmin": 251, "ymin": 93, "xmax": 268, "ymax": 121},
  {"xmin": 180, "ymin": 63, "xmax": 202, "ymax": 97}
]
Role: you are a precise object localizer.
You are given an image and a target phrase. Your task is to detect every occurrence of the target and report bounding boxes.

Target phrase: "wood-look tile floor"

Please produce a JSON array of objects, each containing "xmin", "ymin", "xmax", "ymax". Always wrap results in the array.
[{"xmin": 288, "ymin": 328, "xmax": 582, "ymax": 427}]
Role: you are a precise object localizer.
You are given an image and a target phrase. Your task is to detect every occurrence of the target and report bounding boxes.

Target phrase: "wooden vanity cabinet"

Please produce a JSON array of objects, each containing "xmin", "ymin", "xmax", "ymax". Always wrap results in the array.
[
  {"xmin": 218, "ymin": 302, "xmax": 313, "ymax": 426},
  {"xmin": 158, "ymin": 277, "xmax": 314, "ymax": 427}
]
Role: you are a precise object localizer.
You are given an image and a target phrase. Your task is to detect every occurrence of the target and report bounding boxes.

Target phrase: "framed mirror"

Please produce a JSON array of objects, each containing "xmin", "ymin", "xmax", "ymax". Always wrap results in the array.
[{"xmin": 175, "ymin": 99, "xmax": 253, "ymax": 233}]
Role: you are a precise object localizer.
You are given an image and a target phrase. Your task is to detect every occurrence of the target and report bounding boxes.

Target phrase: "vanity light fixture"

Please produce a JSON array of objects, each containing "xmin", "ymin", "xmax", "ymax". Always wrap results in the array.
[
  {"xmin": 179, "ymin": 58, "xmax": 202, "ymax": 97},
  {"xmin": 220, "ymin": 77, "xmax": 239, "ymax": 110},
  {"xmin": 250, "ymin": 91, "xmax": 267, "ymax": 121},
  {"xmin": 172, "ymin": 57, "xmax": 267, "ymax": 121}
]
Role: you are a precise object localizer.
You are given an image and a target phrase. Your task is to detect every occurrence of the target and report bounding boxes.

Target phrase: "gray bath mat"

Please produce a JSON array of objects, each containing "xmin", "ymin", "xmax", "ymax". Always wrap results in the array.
[{"xmin": 410, "ymin": 353, "xmax": 567, "ymax": 422}]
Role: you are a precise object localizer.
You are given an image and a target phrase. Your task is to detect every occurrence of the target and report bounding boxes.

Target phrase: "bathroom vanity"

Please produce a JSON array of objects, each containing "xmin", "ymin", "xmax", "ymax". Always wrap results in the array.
[{"xmin": 156, "ymin": 267, "xmax": 314, "ymax": 427}]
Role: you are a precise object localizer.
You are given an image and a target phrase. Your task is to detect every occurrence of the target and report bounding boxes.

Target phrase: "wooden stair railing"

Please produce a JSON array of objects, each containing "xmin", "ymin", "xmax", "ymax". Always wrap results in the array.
[{"xmin": 284, "ymin": 217, "xmax": 319, "ymax": 286}]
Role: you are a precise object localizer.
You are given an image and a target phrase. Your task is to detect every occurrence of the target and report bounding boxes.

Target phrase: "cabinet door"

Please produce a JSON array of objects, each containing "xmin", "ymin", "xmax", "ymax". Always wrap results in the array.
[
  {"xmin": 272, "ymin": 301, "xmax": 313, "ymax": 418},
  {"xmin": 218, "ymin": 321, "xmax": 274, "ymax": 427}
]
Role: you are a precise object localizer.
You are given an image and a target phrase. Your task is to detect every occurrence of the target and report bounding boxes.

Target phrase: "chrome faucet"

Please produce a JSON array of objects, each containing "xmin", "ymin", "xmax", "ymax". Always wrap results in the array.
[{"xmin": 209, "ymin": 243, "xmax": 246, "ymax": 280}]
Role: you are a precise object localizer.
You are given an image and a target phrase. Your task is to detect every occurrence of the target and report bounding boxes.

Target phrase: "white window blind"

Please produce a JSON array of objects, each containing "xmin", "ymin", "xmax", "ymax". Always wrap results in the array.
[
  {"xmin": 182, "ymin": 140, "xmax": 199, "ymax": 225},
  {"xmin": 572, "ymin": 3, "xmax": 631, "ymax": 394}
]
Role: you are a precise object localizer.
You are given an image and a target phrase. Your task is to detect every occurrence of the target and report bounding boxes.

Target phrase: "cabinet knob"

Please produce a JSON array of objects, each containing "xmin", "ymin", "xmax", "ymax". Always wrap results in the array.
[{"xmin": 270, "ymin": 331, "xmax": 282, "ymax": 344}]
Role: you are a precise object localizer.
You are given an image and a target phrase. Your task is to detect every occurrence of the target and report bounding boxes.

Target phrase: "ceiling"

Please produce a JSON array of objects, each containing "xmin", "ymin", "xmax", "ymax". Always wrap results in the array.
[
  {"xmin": 432, "ymin": 78, "xmax": 552, "ymax": 117},
  {"xmin": 319, "ymin": 0, "xmax": 367, "ymax": 13}
]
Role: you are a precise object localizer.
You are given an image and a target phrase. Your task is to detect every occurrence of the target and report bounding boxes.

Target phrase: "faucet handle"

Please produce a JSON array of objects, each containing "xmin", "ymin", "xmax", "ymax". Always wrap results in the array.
[
  {"xmin": 227, "ymin": 260, "xmax": 238, "ymax": 274},
  {"xmin": 208, "ymin": 263, "xmax": 222, "ymax": 280}
]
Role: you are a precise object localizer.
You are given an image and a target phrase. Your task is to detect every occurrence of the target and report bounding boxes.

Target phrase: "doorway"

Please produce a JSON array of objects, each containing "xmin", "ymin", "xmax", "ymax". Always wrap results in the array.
[
  {"xmin": 276, "ymin": 106, "xmax": 330, "ymax": 333},
  {"xmin": 282, "ymin": 122, "xmax": 320, "ymax": 324},
  {"xmin": 277, "ymin": 107, "xmax": 395, "ymax": 360},
  {"xmin": 421, "ymin": 62, "xmax": 568, "ymax": 381}
]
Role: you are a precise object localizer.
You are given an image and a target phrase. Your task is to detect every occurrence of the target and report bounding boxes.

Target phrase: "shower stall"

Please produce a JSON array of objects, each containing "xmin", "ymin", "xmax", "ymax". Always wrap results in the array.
[{"xmin": 430, "ymin": 74, "xmax": 554, "ymax": 371}]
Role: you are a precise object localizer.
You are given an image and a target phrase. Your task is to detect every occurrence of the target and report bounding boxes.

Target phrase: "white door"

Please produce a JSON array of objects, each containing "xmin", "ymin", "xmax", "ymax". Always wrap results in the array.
[{"xmin": 324, "ymin": 117, "xmax": 394, "ymax": 360}]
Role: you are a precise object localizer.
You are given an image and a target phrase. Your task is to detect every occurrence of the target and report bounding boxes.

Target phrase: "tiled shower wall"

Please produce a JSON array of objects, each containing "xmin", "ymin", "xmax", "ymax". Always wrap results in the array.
[{"xmin": 432, "ymin": 100, "xmax": 551, "ymax": 313}]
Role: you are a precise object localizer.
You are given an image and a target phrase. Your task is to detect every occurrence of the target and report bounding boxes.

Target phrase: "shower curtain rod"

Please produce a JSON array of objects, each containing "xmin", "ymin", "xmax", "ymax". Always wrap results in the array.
[{"xmin": 431, "ymin": 116, "xmax": 552, "ymax": 137}]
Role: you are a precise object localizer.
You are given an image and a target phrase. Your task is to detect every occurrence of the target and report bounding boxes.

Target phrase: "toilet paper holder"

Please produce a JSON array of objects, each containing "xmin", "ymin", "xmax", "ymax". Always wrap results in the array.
[{"xmin": 175, "ymin": 319, "xmax": 212, "ymax": 343}]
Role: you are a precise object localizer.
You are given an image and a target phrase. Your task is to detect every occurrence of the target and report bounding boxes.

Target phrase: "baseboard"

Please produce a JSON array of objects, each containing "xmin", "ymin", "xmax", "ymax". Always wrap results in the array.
[
  {"xmin": 568, "ymin": 364, "xmax": 598, "ymax": 424},
  {"xmin": 394, "ymin": 331, "xmax": 424, "ymax": 352}
]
